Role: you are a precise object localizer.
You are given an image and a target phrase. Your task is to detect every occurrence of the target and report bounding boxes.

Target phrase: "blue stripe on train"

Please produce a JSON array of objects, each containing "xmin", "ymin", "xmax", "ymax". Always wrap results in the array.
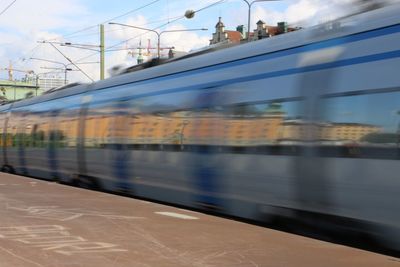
[
  {"xmin": 93, "ymin": 23, "xmax": 400, "ymax": 92},
  {"xmin": 12, "ymin": 23, "xmax": 400, "ymax": 110},
  {"xmin": 47, "ymin": 47, "xmax": 400, "ymax": 116}
]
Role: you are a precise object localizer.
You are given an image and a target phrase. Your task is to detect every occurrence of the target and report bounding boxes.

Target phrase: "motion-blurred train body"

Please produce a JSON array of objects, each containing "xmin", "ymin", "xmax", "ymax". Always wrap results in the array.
[{"xmin": 1, "ymin": 3, "xmax": 400, "ymax": 249}]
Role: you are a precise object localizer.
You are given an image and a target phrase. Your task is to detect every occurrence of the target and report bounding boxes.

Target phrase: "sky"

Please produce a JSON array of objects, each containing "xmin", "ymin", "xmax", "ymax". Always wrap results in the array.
[{"xmin": 0, "ymin": 0, "xmax": 380, "ymax": 83}]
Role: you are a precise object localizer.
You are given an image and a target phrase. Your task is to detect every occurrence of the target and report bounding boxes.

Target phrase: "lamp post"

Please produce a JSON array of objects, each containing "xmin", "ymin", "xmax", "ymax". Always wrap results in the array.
[
  {"xmin": 109, "ymin": 22, "xmax": 207, "ymax": 58},
  {"xmin": 241, "ymin": 0, "xmax": 280, "ymax": 41},
  {"xmin": 30, "ymin": 57, "xmax": 72, "ymax": 85}
]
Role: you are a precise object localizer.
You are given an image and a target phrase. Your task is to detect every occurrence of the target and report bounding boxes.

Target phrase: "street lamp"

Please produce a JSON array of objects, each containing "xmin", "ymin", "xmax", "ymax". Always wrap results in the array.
[
  {"xmin": 108, "ymin": 22, "xmax": 207, "ymax": 58},
  {"xmin": 241, "ymin": 0, "xmax": 280, "ymax": 41},
  {"xmin": 30, "ymin": 57, "xmax": 72, "ymax": 85}
]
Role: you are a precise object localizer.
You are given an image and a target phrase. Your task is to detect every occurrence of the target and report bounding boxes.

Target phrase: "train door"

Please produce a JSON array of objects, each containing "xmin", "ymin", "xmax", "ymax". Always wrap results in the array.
[
  {"xmin": 23, "ymin": 105, "xmax": 52, "ymax": 179},
  {"xmin": 81, "ymin": 96, "xmax": 133, "ymax": 191},
  {"xmin": 319, "ymin": 89, "xmax": 400, "ymax": 218},
  {"xmin": 5, "ymin": 109, "xmax": 21, "ymax": 173},
  {"xmin": 124, "ymin": 95, "xmax": 200, "ymax": 206},
  {"xmin": 294, "ymin": 38, "xmax": 345, "ymax": 215},
  {"xmin": 47, "ymin": 109, "xmax": 61, "ymax": 180},
  {"xmin": 56, "ymin": 94, "xmax": 84, "ymax": 183},
  {"xmin": 15, "ymin": 111, "xmax": 28, "ymax": 175},
  {"xmin": 73, "ymin": 94, "xmax": 106, "ymax": 188},
  {"xmin": 76, "ymin": 95, "xmax": 90, "ymax": 181},
  {"xmin": 0, "ymin": 107, "xmax": 9, "ymax": 168},
  {"xmin": 1, "ymin": 109, "xmax": 12, "ymax": 171},
  {"xmin": 187, "ymin": 90, "xmax": 225, "ymax": 210},
  {"xmin": 108, "ymin": 100, "xmax": 132, "ymax": 193},
  {"xmin": 218, "ymin": 98, "xmax": 302, "ymax": 221}
]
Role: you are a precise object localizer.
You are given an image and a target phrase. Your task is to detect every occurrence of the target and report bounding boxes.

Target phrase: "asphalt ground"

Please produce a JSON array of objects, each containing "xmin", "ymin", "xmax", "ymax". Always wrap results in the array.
[{"xmin": 0, "ymin": 173, "xmax": 399, "ymax": 267}]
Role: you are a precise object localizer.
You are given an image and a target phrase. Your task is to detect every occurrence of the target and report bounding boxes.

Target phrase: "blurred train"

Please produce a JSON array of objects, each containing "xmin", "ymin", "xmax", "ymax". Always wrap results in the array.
[{"xmin": 1, "ymin": 2, "xmax": 400, "ymax": 251}]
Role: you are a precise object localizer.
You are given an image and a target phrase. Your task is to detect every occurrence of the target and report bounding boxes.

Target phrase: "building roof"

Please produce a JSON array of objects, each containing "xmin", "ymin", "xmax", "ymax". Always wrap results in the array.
[
  {"xmin": 215, "ymin": 17, "xmax": 224, "ymax": 28},
  {"xmin": 0, "ymin": 80, "xmax": 37, "ymax": 88},
  {"xmin": 249, "ymin": 25, "xmax": 297, "ymax": 38},
  {"xmin": 267, "ymin": 26, "xmax": 280, "ymax": 35},
  {"xmin": 226, "ymin": 30, "xmax": 242, "ymax": 43}
]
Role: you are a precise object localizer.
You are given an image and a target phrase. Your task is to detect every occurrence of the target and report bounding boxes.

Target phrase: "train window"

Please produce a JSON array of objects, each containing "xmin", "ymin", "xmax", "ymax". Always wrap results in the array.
[
  {"xmin": 130, "ymin": 111, "xmax": 191, "ymax": 149},
  {"xmin": 83, "ymin": 108, "xmax": 111, "ymax": 148},
  {"xmin": 109, "ymin": 105, "xmax": 132, "ymax": 148},
  {"xmin": 321, "ymin": 90, "xmax": 400, "ymax": 159},
  {"xmin": 30, "ymin": 118, "xmax": 50, "ymax": 148},
  {"xmin": 118, "ymin": 107, "xmax": 225, "ymax": 151},
  {"xmin": 58, "ymin": 110, "xmax": 79, "ymax": 148},
  {"xmin": 82, "ymin": 101, "xmax": 137, "ymax": 150},
  {"xmin": 122, "ymin": 101, "xmax": 303, "ymax": 154},
  {"xmin": 221, "ymin": 101, "xmax": 301, "ymax": 154},
  {"xmin": 8, "ymin": 112, "xmax": 21, "ymax": 148},
  {"xmin": 187, "ymin": 107, "xmax": 224, "ymax": 147}
]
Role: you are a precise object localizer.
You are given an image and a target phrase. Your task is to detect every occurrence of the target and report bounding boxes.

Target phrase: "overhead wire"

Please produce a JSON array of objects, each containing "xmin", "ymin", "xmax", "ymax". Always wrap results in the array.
[
  {"xmin": 65, "ymin": 15, "xmax": 184, "ymax": 41},
  {"xmin": 0, "ymin": 0, "xmax": 17, "ymax": 16},
  {"xmin": 103, "ymin": 0, "xmax": 227, "ymax": 53},
  {"xmin": 53, "ymin": 0, "xmax": 163, "ymax": 41},
  {"xmin": 31, "ymin": 0, "xmax": 165, "ymax": 79},
  {"xmin": 14, "ymin": 43, "xmax": 43, "ymax": 71},
  {"xmin": 73, "ymin": 0, "xmax": 227, "ymax": 64}
]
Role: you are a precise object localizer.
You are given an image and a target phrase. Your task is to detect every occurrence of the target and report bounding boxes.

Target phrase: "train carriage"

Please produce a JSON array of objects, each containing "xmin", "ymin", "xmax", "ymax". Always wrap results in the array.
[{"xmin": 1, "ymin": 3, "xmax": 400, "ymax": 251}]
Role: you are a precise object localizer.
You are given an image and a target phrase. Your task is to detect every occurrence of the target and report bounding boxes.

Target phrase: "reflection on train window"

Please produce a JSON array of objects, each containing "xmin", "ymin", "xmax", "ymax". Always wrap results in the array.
[
  {"xmin": 116, "ymin": 101, "xmax": 302, "ymax": 154},
  {"xmin": 321, "ymin": 91, "xmax": 400, "ymax": 159},
  {"xmin": 129, "ymin": 111, "xmax": 193, "ymax": 148},
  {"xmin": 109, "ymin": 107, "xmax": 131, "ymax": 147},
  {"xmin": 58, "ymin": 111, "xmax": 79, "ymax": 148},
  {"xmin": 222, "ymin": 101, "xmax": 301, "ymax": 153},
  {"xmin": 84, "ymin": 111, "xmax": 111, "ymax": 148},
  {"xmin": 28, "ymin": 113, "xmax": 51, "ymax": 148},
  {"xmin": 82, "ymin": 103, "xmax": 136, "ymax": 149},
  {"xmin": 8, "ymin": 113, "xmax": 20, "ymax": 148},
  {"xmin": 187, "ymin": 107, "xmax": 223, "ymax": 146}
]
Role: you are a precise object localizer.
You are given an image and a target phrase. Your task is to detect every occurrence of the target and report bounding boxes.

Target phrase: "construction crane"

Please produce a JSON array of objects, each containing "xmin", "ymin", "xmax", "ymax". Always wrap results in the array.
[
  {"xmin": 128, "ymin": 39, "xmax": 174, "ymax": 64},
  {"xmin": 0, "ymin": 61, "xmax": 34, "ymax": 81}
]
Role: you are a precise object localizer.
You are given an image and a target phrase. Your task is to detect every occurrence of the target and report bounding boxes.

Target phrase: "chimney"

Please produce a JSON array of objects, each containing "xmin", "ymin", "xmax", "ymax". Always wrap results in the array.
[
  {"xmin": 277, "ymin": 22, "xmax": 288, "ymax": 34},
  {"xmin": 236, "ymin": 25, "xmax": 246, "ymax": 39}
]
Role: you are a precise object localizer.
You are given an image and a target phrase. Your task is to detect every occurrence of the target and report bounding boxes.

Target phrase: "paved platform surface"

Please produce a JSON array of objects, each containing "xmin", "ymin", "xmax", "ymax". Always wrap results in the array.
[{"xmin": 0, "ymin": 173, "xmax": 398, "ymax": 267}]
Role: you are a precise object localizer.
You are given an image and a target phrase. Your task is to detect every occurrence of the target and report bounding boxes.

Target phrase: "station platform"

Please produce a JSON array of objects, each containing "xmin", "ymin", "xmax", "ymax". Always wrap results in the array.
[{"xmin": 0, "ymin": 173, "xmax": 398, "ymax": 267}]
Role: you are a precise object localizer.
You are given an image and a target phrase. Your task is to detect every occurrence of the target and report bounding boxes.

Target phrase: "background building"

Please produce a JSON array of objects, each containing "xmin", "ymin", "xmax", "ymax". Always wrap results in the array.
[
  {"xmin": 210, "ymin": 17, "xmax": 244, "ymax": 45},
  {"xmin": 32, "ymin": 75, "xmax": 67, "ymax": 92},
  {"xmin": 210, "ymin": 17, "xmax": 299, "ymax": 45},
  {"xmin": 0, "ymin": 80, "xmax": 42, "ymax": 102},
  {"xmin": 250, "ymin": 20, "xmax": 297, "ymax": 40}
]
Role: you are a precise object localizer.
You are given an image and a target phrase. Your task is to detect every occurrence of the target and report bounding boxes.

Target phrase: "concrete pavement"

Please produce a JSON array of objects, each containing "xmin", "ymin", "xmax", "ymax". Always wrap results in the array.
[{"xmin": 0, "ymin": 173, "xmax": 398, "ymax": 267}]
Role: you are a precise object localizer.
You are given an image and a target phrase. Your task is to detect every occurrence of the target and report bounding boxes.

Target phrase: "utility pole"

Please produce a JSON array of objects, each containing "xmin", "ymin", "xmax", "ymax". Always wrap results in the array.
[
  {"xmin": 100, "ymin": 24, "xmax": 105, "ymax": 80},
  {"xmin": 240, "ymin": 0, "xmax": 280, "ymax": 41}
]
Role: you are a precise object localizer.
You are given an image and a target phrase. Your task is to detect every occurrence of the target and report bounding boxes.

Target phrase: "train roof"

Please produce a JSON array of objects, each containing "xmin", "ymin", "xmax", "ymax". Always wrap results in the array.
[{"xmin": 5, "ymin": 2, "xmax": 400, "ymax": 110}]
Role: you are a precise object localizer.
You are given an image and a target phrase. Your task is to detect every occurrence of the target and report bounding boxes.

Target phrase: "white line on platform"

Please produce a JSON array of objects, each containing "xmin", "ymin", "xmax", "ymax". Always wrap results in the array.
[{"xmin": 155, "ymin": 212, "xmax": 199, "ymax": 220}]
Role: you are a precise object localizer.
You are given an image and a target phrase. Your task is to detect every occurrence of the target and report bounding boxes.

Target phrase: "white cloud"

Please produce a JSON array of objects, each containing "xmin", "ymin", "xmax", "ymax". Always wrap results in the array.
[
  {"xmin": 0, "ymin": 0, "xmax": 89, "ymax": 33},
  {"xmin": 251, "ymin": 0, "xmax": 344, "ymax": 27},
  {"xmin": 251, "ymin": 0, "xmax": 395, "ymax": 28},
  {"xmin": 1, "ymin": 0, "xmax": 397, "ymax": 83},
  {"xmin": 0, "ymin": 0, "xmax": 92, "ymax": 81},
  {"xmin": 147, "ymin": 24, "xmax": 210, "ymax": 52},
  {"xmin": 105, "ymin": 16, "xmax": 210, "ymax": 75}
]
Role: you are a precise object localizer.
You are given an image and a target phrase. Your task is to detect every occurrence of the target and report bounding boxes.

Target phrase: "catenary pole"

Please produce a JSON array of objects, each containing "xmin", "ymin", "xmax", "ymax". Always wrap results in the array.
[{"xmin": 100, "ymin": 24, "xmax": 105, "ymax": 80}]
